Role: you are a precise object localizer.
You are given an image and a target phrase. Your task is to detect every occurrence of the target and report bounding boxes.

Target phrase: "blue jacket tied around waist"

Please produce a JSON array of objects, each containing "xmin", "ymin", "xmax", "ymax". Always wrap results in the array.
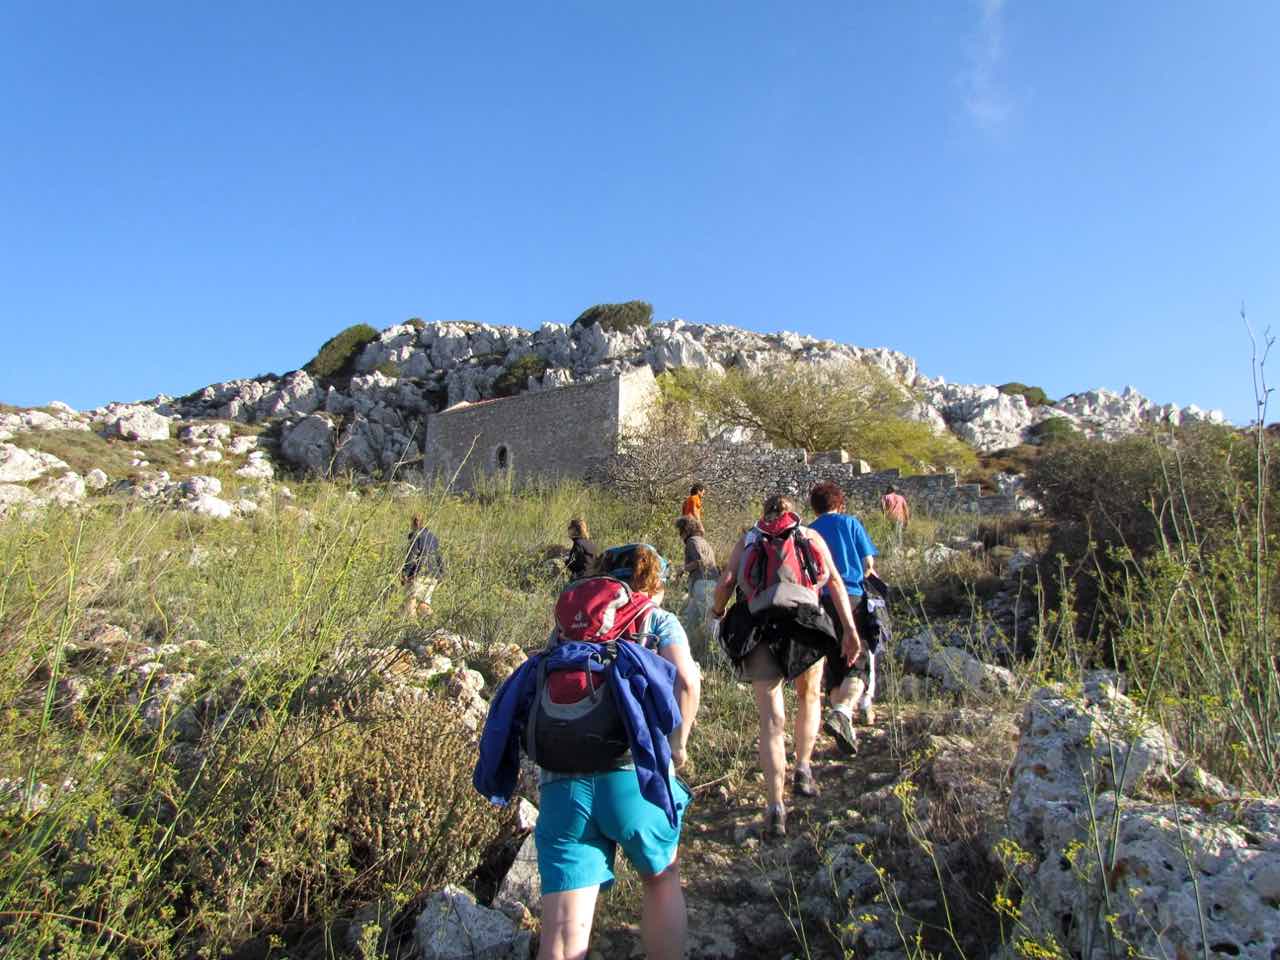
[{"xmin": 474, "ymin": 641, "xmax": 683, "ymax": 826}]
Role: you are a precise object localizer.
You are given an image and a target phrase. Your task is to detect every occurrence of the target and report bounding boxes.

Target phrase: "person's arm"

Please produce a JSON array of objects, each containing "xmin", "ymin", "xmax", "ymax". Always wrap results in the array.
[
  {"xmin": 807, "ymin": 531, "xmax": 865, "ymax": 665},
  {"xmin": 862, "ymin": 554, "xmax": 877, "ymax": 578},
  {"xmin": 711, "ymin": 536, "xmax": 746, "ymax": 616},
  {"xmin": 661, "ymin": 640, "xmax": 701, "ymax": 768}
]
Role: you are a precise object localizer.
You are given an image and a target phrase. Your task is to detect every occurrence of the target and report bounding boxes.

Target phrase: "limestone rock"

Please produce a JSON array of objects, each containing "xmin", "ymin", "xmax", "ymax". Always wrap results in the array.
[
  {"xmin": 85, "ymin": 468, "xmax": 109, "ymax": 490},
  {"xmin": 1009, "ymin": 792, "xmax": 1279, "ymax": 960},
  {"xmin": 493, "ymin": 834, "xmax": 539, "ymax": 915},
  {"xmin": 179, "ymin": 476, "xmax": 222, "ymax": 498},
  {"xmin": 234, "ymin": 452, "xmax": 274, "ymax": 480},
  {"xmin": 40, "ymin": 471, "xmax": 86, "ymax": 505},
  {"xmin": 1007, "ymin": 676, "xmax": 1230, "ymax": 856},
  {"xmin": 414, "ymin": 885, "xmax": 530, "ymax": 960},
  {"xmin": 0, "ymin": 443, "xmax": 69, "ymax": 483},
  {"xmin": 281, "ymin": 414, "xmax": 336, "ymax": 474},
  {"xmin": 181, "ymin": 494, "xmax": 234, "ymax": 519},
  {"xmin": 1008, "ymin": 686, "xmax": 1269, "ymax": 960},
  {"xmin": 227, "ymin": 435, "xmax": 258, "ymax": 455},
  {"xmin": 105, "ymin": 406, "xmax": 172, "ymax": 442},
  {"xmin": 0, "ymin": 483, "xmax": 45, "ymax": 518}
]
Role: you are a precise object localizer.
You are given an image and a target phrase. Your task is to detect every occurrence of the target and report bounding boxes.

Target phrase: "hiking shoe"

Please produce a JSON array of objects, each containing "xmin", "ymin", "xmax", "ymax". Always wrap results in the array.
[
  {"xmin": 792, "ymin": 766, "xmax": 820, "ymax": 798},
  {"xmin": 823, "ymin": 709, "xmax": 859, "ymax": 756},
  {"xmin": 764, "ymin": 804, "xmax": 787, "ymax": 840}
]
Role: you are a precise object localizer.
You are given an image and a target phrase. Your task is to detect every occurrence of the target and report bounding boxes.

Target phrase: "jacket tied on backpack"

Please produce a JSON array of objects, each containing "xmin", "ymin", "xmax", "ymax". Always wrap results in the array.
[{"xmin": 473, "ymin": 640, "xmax": 683, "ymax": 826}]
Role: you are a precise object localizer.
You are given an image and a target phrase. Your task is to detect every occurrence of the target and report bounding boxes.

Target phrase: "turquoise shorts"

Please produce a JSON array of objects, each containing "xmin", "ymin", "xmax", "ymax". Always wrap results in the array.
[{"xmin": 534, "ymin": 770, "xmax": 692, "ymax": 894}]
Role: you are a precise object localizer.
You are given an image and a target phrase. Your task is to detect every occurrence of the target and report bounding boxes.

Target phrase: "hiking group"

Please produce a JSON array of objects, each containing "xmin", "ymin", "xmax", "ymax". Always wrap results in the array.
[{"xmin": 471, "ymin": 481, "xmax": 891, "ymax": 960}]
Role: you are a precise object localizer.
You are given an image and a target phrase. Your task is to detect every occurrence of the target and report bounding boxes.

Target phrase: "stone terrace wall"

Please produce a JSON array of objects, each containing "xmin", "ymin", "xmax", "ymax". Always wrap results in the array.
[{"xmin": 700, "ymin": 444, "xmax": 1021, "ymax": 515}]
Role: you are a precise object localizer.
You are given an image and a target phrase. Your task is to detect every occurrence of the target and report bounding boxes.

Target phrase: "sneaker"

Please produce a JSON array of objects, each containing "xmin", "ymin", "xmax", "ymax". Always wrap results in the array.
[
  {"xmin": 764, "ymin": 804, "xmax": 787, "ymax": 840},
  {"xmin": 823, "ymin": 708, "xmax": 859, "ymax": 756},
  {"xmin": 792, "ymin": 765, "xmax": 820, "ymax": 798}
]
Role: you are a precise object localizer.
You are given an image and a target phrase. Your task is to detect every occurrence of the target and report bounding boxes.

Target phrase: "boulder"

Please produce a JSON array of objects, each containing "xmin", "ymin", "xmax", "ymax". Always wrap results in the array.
[
  {"xmin": 85, "ymin": 468, "xmax": 109, "ymax": 490},
  {"xmin": 106, "ymin": 406, "xmax": 172, "ymax": 442},
  {"xmin": 179, "ymin": 476, "xmax": 222, "ymax": 498},
  {"xmin": 0, "ymin": 483, "xmax": 45, "ymax": 518},
  {"xmin": 181, "ymin": 494, "xmax": 234, "ymax": 519},
  {"xmin": 493, "ymin": 834, "xmax": 540, "ymax": 916},
  {"xmin": 40, "ymin": 471, "xmax": 86, "ymax": 505},
  {"xmin": 1007, "ymin": 676, "xmax": 1231, "ymax": 855},
  {"xmin": 0, "ymin": 443, "xmax": 69, "ymax": 483},
  {"xmin": 414, "ymin": 885, "xmax": 531, "ymax": 960},
  {"xmin": 1002, "ymin": 682, "xmax": 1273, "ymax": 960},
  {"xmin": 281, "ymin": 414, "xmax": 335, "ymax": 474},
  {"xmin": 234, "ymin": 453, "xmax": 274, "ymax": 480},
  {"xmin": 227, "ymin": 435, "xmax": 258, "ymax": 456}
]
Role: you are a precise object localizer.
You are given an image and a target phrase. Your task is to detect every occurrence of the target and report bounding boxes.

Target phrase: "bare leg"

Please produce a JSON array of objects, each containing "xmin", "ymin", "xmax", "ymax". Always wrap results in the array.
[
  {"xmin": 793, "ymin": 661, "xmax": 823, "ymax": 770},
  {"xmin": 752, "ymin": 678, "xmax": 786, "ymax": 807},
  {"xmin": 538, "ymin": 886, "xmax": 600, "ymax": 960},
  {"xmin": 640, "ymin": 861, "xmax": 687, "ymax": 960}
]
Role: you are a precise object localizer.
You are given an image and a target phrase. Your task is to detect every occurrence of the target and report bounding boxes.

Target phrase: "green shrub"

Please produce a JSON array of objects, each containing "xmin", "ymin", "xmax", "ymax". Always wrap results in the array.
[
  {"xmin": 374, "ymin": 360, "xmax": 401, "ymax": 378},
  {"xmin": 407, "ymin": 317, "xmax": 426, "ymax": 331},
  {"xmin": 491, "ymin": 354, "xmax": 549, "ymax": 398},
  {"xmin": 303, "ymin": 323, "xmax": 380, "ymax": 380},
  {"xmin": 998, "ymin": 382, "xmax": 1051, "ymax": 407},
  {"xmin": 1027, "ymin": 416, "xmax": 1078, "ymax": 445},
  {"xmin": 572, "ymin": 300, "xmax": 653, "ymax": 334}
]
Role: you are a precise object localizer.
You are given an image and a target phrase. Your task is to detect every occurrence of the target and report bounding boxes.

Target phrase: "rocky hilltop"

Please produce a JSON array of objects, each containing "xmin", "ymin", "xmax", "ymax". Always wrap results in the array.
[{"xmin": 14, "ymin": 319, "xmax": 1228, "ymax": 478}]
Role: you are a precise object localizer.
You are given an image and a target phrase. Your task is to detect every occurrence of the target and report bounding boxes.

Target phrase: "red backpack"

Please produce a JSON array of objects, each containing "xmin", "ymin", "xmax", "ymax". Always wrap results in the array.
[
  {"xmin": 525, "ymin": 577, "xmax": 657, "ymax": 772},
  {"xmin": 738, "ymin": 512, "xmax": 825, "ymax": 616}
]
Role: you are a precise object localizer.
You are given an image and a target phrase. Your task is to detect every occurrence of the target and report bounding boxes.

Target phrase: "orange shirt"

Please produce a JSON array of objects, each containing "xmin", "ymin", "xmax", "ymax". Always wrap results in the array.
[
  {"xmin": 882, "ymin": 492, "xmax": 908, "ymax": 523},
  {"xmin": 681, "ymin": 493, "xmax": 702, "ymax": 519}
]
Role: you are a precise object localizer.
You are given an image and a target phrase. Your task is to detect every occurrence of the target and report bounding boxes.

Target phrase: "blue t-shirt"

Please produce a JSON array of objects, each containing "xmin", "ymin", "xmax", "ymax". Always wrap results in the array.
[
  {"xmin": 646, "ymin": 607, "xmax": 688, "ymax": 650},
  {"xmin": 809, "ymin": 512, "xmax": 878, "ymax": 597}
]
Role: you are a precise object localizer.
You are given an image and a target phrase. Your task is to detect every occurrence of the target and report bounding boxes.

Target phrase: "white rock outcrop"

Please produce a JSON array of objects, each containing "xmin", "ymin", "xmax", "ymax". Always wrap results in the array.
[
  {"xmin": 0, "ymin": 483, "xmax": 44, "ymax": 518},
  {"xmin": 0, "ymin": 444, "xmax": 70, "ymax": 483},
  {"xmin": 414, "ymin": 885, "xmax": 530, "ymax": 960},
  {"xmin": 281, "ymin": 414, "xmax": 335, "ymax": 474},
  {"xmin": 105, "ymin": 406, "xmax": 172, "ymax": 442},
  {"xmin": 40, "ymin": 472, "xmax": 87, "ymax": 505},
  {"xmin": 1003, "ymin": 677, "xmax": 1270, "ymax": 960},
  {"xmin": 111, "ymin": 318, "xmax": 1228, "ymax": 471}
]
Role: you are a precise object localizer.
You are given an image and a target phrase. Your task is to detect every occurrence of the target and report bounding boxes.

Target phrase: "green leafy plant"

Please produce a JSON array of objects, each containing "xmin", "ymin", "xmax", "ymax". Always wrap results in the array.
[
  {"xmin": 303, "ymin": 323, "xmax": 381, "ymax": 380},
  {"xmin": 491, "ymin": 354, "xmax": 549, "ymax": 398},
  {"xmin": 572, "ymin": 300, "xmax": 653, "ymax": 334},
  {"xmin": 998, "ymin": 382, "xmax": 1052, "ymax": 407}
]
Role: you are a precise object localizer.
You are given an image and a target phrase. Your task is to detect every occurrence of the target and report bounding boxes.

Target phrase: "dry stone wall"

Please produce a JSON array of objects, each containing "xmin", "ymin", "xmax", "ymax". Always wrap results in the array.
[{"xmin": 697, "ymin": 444, "xmax": 1021, "ymax": 515}]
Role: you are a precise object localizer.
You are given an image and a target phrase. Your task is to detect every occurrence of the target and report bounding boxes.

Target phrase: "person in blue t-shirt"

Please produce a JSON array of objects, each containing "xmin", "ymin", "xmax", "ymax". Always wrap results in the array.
[{"xmin": 808, "ymin": 481, "xmax": 881, "ymax": 739}]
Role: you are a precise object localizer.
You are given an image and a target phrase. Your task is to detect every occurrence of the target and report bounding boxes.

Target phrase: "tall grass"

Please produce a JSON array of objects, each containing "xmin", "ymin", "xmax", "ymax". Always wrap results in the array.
[{"xmin": 0, "ymin": 480, "xmax": 685, "ymax": 957}]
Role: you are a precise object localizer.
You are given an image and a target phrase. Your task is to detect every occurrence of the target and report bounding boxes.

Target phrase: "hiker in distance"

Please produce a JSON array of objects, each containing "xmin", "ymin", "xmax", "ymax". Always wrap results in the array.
[
  {"xmin": 564, "ymin": 517, "xmax": 597, "ymax": 580},
  {"xmin": 474, "ymin": 545, "xmax": 701, "ymax": 960},
  {"xmin": 401, "ymin": 514, "xmax": 444, "ymax": 618},
  {"xmin": 710, "ymin": 494, "xmax": 865, "ymax": 839},
  {"xmin": 681, "ymin": 482, "xmax": 706, "ymax": 522},
  {"xmin": 674, "ymin": 515, "xmax": 719, "ymax": 659},
  {"xmin": 809, "ymin": 481, "xmax": 882, "ymax": 731},
  {"xmin": 881, "ymin": 483, "xmax": 910, "ymax": 549}
]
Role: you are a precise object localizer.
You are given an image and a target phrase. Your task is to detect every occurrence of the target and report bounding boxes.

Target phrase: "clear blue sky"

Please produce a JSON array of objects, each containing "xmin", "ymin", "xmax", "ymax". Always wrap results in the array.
[{"xmin": 3, "ymin": 1, "xmax": 1278, "ymax": 424}]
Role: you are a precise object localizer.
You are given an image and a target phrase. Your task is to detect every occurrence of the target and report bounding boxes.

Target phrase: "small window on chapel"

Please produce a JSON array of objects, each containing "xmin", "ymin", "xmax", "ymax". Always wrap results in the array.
[{"xmin": 495, "ymin": 445, "xmax": 509, "ymax": 470}]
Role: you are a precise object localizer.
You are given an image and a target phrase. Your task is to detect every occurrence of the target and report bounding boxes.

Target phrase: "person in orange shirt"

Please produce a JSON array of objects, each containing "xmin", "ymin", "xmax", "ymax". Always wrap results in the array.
[
  {"xmin": 681, "ymin": 483, "xmax": 706, "ymax": 521},
  {"xmin": 881, "ymin": 484, "xmax": 910, "ymax": 550}
]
